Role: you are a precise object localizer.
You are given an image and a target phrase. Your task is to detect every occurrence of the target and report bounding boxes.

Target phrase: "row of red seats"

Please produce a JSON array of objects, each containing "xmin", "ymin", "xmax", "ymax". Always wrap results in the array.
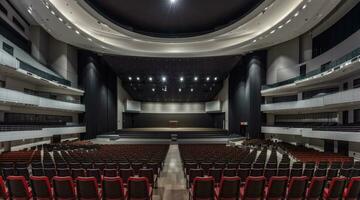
[
  {"xmin": 189, "ymin": 175, "xmax": 360, "ymax": 200},
  {"xmin": 0, "ymin": 150, "xmax": 38, "ymax": 163},
  {"xmin": 0, "ymin": 175, "xmax": 153, "ymax": 199}
]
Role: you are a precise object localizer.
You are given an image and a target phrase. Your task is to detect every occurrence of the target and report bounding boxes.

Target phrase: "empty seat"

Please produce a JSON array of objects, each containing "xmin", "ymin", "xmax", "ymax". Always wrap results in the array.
[
  {"xmin": 118, "ymin": 162, "xmax": 131, "ymax": 169},
  {"xmin": 292, "ymin": 162, "xmax": 303, "ymax": 169},
  {"xmin": 131, "ymin": 163, "xmax": 143, "ymax": 174},
  {"xmin": 71, "ymin": 168, "xmax": 86, "ymax": 179},
  {"xmin": 278, "ymin": 163, "xmax": 290, "ymax": 168},
  {"xmin": 139, "ymin": 168, "xmax": 157, "ymax": 187},
  {"xmin": 215, "ymin": 176, "xmax": 240, "ymax": 200},
  {"xmin": 127, "ymin": 177, "xmax": 153, "ymax": 200},
  {"xmin": 266, "ymin": 163, "xmax": 278, "ymax": 169},
  {"xmin": 43, "ymin": 162, "xmax": 55, "ymax": 168},
  {"xmin": 15, "ymin": 162, "xmax": 28, "ymax": 169},
  {"xmin": 189, "ymin": 177, "xmax": 215, "ymax": 200},
  {"xmin": 104, "ymin": 169, "xmax": 118, "ymax": 177},
  {"xmin": 305, "ymin": 162, "xmax": 316, "ymax": 169},
  {"xmin": 57, "ymin": 168, "xmax": 71, "ymax": 177},
  {"xmin": 184, "ymin": 163, "xmax": 198, "ymax": 176},
  {"xmin": 343, "ymin": 177, "xmax": 360, "ymax": 200},
  {"xmin": 69, "ymin": 163, "xmax": 81, "ymax": 169},
  {"xmin": 119, "ymin": 169, "xmax": 134, "ymax": 186},
  {"xmin": 327, "ymin": 168, "xmax": 339, "ymax": 180},
  {"xmin": 188, "ymin": 169, "xmax": 204, "ymax": 188},
  {"xmin": 223, "ymin": 168, "xmax": 237, "ymax": 177},
  {"xmin": 252, "ymin": 163, "xmax": 265, "ymax": 169},
  {"xmin": 86, "ymin": 169, "xmax": 102, "ymax": 183},
  {"xmin": 16, "ymin": 168, "xmax": 30, "ymax": 180},
  {"xmin": 250, "ymin": 168, "xmax": 263, "ymax": 177},
  {"xmin": 81, "ymin": 163, "xmax": 93, "ymax": 170},
  {"xmin": 76, "ymin": 177, "xmax": 100, "ymax": 199},
  {"xmin": 240, "ymin": 176, "xmax": 266, "ymax": 200},
  {"xmin": 227, "ymin": 163, "xmax": 239, "ymax": 169},
  {"xmin": 30, "ymin": 176, "xmax": 52, "ymax": 199},
  {"xmin": 286, "ymin": 176, "xmax": 308, "ymax": 200},
  {"xmin": 208, "ymin": 168, "xmax": 222, "ymax": 185},
  {"xmin": 306, "ymin": 176, "xmax": 327, "ymax": 200},
  {"xmin": 303, "ymin": 168, "xmax": 314, "ymax": 178},
  {"xmin": 102, "ymin": 176, "xmax": 125, "ymax": 200},
  {"xmin": 7, "ymin": 176, "xmax": 32, "ymax": 199},
  {"xmin": 340, "ymin": 168, "xmax": 352, "ymax": 177},
  {"xmin": 32, "ymin": 168, "xmax": 44, "ymax": 176},
  {"xmin": 323, "ymin": 177, "xmax": 347, "ymax": 200},
  {"xmin": 314, "ymin": 168, "xmax": 327, "ymax": 177},
  {"xmin": 200, "ymin": 163, "xmax": 213, "ymax": 174},
  {"xmin": 237, "ymin": 168, "xmax": 250, "ymax": 183},
  {"xmin": 318, "ymin": 162, "xmax": 329, "ymax": 169},
  {"xmin": 239, "ymin": 163, "xmax": 251, "ymax": 169},
  {"xmin": 44, "ymin": 168, "xmax": 57, "ymax": 181},
  {"xmin": 56, "ymin": 163, "xmax": 68, "ymax": 169},
  {"xmin": 277, "ymin": 168, "xmax": 290, "ymax": 177},
  {"xmin": 146, "ymin": 162, "xmax": 160, "ymax": 176},
  {"xmin": 106, "ymin": 163, "xmax": 117, "ymax": 170},
  {"xmin": 94, "ymin": 163, "xmax": 106, "ymax": 172},
  {"xmin": 31, "ymin": 162, "xmax": 43, "ymax": 168},
  {"xmin": 265, "ymin": 176, "xmax": 288, "ymax": 200},
  {"xmin": 264, "ymin": 168, "xmax": 277, "ymax": 181},
  {"xmin": 0, "ymin": 176, "xmax": 8, "ymax": 199},
  {"xmin": 53, "ymin": 176, "xmax": 76, "ymax": 200},
  {"xmin": 290, "ymin": 168, "xmax": 303, "ymax": 177},
  {"xmin": 2, "ymin": 168, "xmax": 15, "ymax": 179},
  {"xmin": 330, "ymin": 162, "xmax": 342, "ymax": 169}
]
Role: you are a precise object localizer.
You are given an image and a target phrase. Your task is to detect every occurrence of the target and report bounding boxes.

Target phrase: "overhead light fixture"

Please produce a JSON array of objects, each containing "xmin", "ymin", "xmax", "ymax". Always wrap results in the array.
[
  {"xmin": 128, "ymin": 77, "xmax": 132, "ymax": 81},
  {"xmin": 136, "ymin": 77, "xmax": 140, "ymax": 81},
  {"xmin": 206, "ymin": 77, "xmax": 210, "ymax": 81},
  {"xmin": 50, "ymin": 10, "xmax": 55, "ymax": 15},
  {"xmin": 170, "ymin": 0, "xmax": 177, "ymax": 4},
  {"xmin": 214, "ymin": 77, "xmax": 218, "ymax": 81},
  {"xmin": 180, "ymin": 77, "xmax": 184, "ymax": 82},
  {"xmin": 148, "ymin": 77, "xmax": 153, "ymax": 81},
  {"xmin": 162, "ymin": 76, "xmax": 167, "ymax": 82},
  {"xmin": 87, "ymin": 38, "xmax": 92, "ymax": 41},
  {"xmin": 75, "ymin": 30, "xmax": 80, "ymax": 35},
  {"xmin": 152, "ymin": 88, "xmax": 155, "ymax": 92},
  {"xmin": 278, "ymin": 25, "xmax": 284, "ymax": 29},
  {"xmin": 270, "ymin": 30, "xmax": 276, "ymax": 34},
  {"xmin": 294, "ymin": 11, "xmax": 299, "ymax": 17},
  {"xmin": 286, "ymin": 19, "xmax": 292, "ymax": 24},
  {"xmin": 58, "ymin": 17, "xmax": 63, "ymax": 22},
  {"xmin": 66, "ymin": 24, "xmax": 72, "ymax": 29},
  {"xmin": 253, "ymin": 39, "xmax": 257, "ymax": 43},
  {"xmin": 302, "ymin": 4, "xmax": 307, "ymax": 9},
  {"xmin": 179, "ymin": 88, "xmax": 182, "ymax": 92},
  {"xmin": 190, "ymin": 88, "xmax": 194, "ymax": 92},
  {"xmin": 194, "ymin": 76, "xmax": 198, "ymax": 81}
]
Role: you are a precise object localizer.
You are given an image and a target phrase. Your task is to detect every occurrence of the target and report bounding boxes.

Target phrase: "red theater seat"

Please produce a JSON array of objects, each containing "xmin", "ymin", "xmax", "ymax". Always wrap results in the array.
[
  {"xmin": 215, "ymin": 176, "xmax": 240, "ymax": 200},
  {"xmin": 265, "ymin": 176, "xmax": 288, "ymax": 200},
  {"xmin": 76, "ymin": 177, "xmax": 100, "ymax": 200},
  {"xmin": 240, "ymin": 176, "xmax": 266, "ymax": 200},
  {"xmin": 30, "ymin": 176, "xmax": 53, "ymax": 200},
  {"xmin": 127, "ymin": 177, "xmax": 153, "ymax": 200},
  {"xmin": 7, "ymin": 176, "xmax": 32, "ymax": 199},
  {"xmin": 189, "ymin": 176, "xmax": 215, "ymax": 200},
  {"xmin": 102, "ymin": 176, "xmax": 125, "ymax": 200}
]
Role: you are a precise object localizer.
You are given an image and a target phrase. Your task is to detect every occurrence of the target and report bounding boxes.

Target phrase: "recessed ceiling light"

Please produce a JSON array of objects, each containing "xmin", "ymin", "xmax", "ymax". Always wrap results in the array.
[
  {"xmin": 194, "ymin": 76, "xmax": 198, "ymax": 81},
  {"xmin": 50, "ymin": 10, "xmax": 55, "ymax": 15},
  {"xmin": 128, "ymin": 77, "xmax": 132, "ymax": 81},
  {"xmin": 170, "ymin": 0, "xmax": 177, "ymax": 4},
  {"xmin": 286, "ymin": 19, "xmax": 292, "ymax": 24},
  {"xmin": 302, "ymin": 4, "xmax": 307, "ymax": 10},
  {"xmin": 58, "ymin": 17, "xmax": 63, "ymax": 22},
  {"xmin": 180, "ymin": 77, "xmax": 184, "ymax": 82},
  {"xmin": 253, "ymin": 39, "xmax": 257, "ymax": 43},
  {"xmin": 190, "ymin": 88, "xmax": 194, "ymax": 92},
  {"xmin": 206, "ymin": 77, "xmax": 210, "ymax": 81},
  {"xmin": 294, "ymin": 11, "xmax": 299, "ymax": 17},
  {"xmin": 75, "ymin": 30, "xmax": 80, "ymax": 34},
  {"xmin": 214, "ymin": 77, "xmax": 218, "ymax": 81},
  {"xmin": 179, "ymin": 88, "xmax": 182, "ymax": 92},
  {"xmin": 87, "ymin": 38, "xmax": 92, "ymax": 41},
  {"xmin": 148, "ymin": 77, "xmax": 153, "ymax": 81},
  {"xmin": 66, "ymin": 24, "xmax": 72, "ymax": 29},
  {"xmin": 278, "ymin": 25, "xmax": 284, "ymax": 29},
  {"xmin": 136, "ymin": 77, "xmax": 140, "ymax": 81},
  {"xmin": 270, "ymin": 30, "xmax": 276, "ymax": 34},
  {"xmin": 162, "ymin": 76, "xmax": 167, "ymax": 82},
  {"xmin": 152, "ymin": 88, "xmax": 155, "ymax": 92}
]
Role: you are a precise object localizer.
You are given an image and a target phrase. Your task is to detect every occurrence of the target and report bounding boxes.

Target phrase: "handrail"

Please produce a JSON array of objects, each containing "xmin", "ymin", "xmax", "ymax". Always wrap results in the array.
[{"xmin": 262, "ymin": 47, "xmax": 360, "ymax": 89}]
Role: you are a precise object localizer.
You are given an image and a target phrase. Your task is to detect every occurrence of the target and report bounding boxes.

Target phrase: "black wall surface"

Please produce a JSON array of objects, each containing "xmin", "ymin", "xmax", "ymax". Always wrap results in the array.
[
  {"xmin": 229, "ymin": 51, "xmax": 266, "ymax": 138},
  {"xmin": 123, "ymin": 113, "xmax": 225, "ymax": 129},
  {"xmin": 78, "ymin": 51, "xmax": 117, "ymax": 139}
]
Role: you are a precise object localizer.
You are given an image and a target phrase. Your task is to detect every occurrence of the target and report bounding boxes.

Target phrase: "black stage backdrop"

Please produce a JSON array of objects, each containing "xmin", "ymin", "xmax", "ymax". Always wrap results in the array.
[{"xmin": 123, "ymin": 113, "xmax": 225, "ymax": 129}]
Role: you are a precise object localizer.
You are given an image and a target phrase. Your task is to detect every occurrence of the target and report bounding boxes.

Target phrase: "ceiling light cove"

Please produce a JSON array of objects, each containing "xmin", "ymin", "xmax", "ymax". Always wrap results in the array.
[{"xmin": 26, "ymin": 0, "xmax": 341, "ymax": 57}]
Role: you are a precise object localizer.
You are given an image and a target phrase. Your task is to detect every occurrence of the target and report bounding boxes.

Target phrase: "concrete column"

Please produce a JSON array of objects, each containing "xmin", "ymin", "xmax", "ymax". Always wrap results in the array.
[
  {"xmin": 338, "ymin": 112, "xmax": 343, "ymax": 125},
  {"xmin": 30, "ymin": 26, "xmax": 49, "ymax": 65},
  {"xmin": 334, "ymin": 141, "xmax": 338, "ymax": 153},
  {"xmin": 349, "ymin": 110, "xmax": 354, "ymax": 124},
  {"xmin": 3, "ymin": 141, "xmax": 11, "ymax": 152},
  {"xmin": 297, "ymin": 92, "xmax": 303, "ymax": 101}
]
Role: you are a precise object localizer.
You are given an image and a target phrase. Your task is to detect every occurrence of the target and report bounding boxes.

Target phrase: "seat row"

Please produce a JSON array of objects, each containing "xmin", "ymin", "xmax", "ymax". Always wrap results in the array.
[
  {"xmin": 0, "ymin": 175, "xmax": 153, "ymax": 200},
  {"xmin": 189, "ymin": 176, "xmax": 360, "ymax": 200}
]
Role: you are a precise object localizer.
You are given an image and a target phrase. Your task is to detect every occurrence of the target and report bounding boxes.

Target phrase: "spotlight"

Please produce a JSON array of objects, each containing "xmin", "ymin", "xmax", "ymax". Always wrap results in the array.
[
  {"xmin": 214, "ymin": 77, "xmax": 218, "ymax": 81},
  {"xmin": 162, "ymin": 76, "xmax": 167, "ymax": 82},
  {"xmin": 75, "ymin": 30, "xmax": 80, "ymax": 34},
  {"xmin": 278, "ymin": 25, "xmax": 284, "ymax": 29},
  {"xmin": 286, "ymin": 19, "xmax": 292, "ymax": 24},
  {"xmin": 302, "ymin": 4, "xmax": 307, "ymax": 10},
  {"xmin": 136, "ymin": 77, "xmax": 140, "ymax": 81},
  {"xmin": 270, "ymin": 30, "xmax": 275, "ymax": 34},
  {"xmin": 148, "ymin": 77, "xmax": 153, "ymax": 81},
  {"xmin": 194, "ymin": 76, "xmax": 198, "ymax": 81},
  {"xmin": 128, "ymin": 77, "xmax": 132, "ymax": 81},
  {"xmin": 253, "ymin": 39, "xmax": 257, "ymax": 43},
  {"xmin": 50, "ymin": 10, "xmax": 55, "ymax": 15},
  {"xmin": 179, "ymin": 88, "xmax": 182, "ymax": 92},
  {"xmin": 58, "ymin": 17, "xmax": 63, "ymax": 22},
  {"xmin": 180, "ymin": 77, "xmax": 184, "ymax": 82},
  {"xmin": 206, "ymin": 77, "xmax": 210, "ymax": 81},
  {"xmin": 294, "ymin": 11, "xmax": 299, "ymax": 17},
  {"xmin": 170, "ymin": 0, "xmax": 177, "ymax": 4},
  {"xmin": 190, "ymin": 88, "xmax": 194, "ymax": 92},
  {"xmin": 152, "ymin": 88, "xmax": 155, "ymax": 92}
]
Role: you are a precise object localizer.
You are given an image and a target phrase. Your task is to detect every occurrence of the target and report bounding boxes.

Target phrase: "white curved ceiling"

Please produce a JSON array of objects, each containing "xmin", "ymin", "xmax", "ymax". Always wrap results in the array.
[{"xmin": 23, "ymin": 0, "xmax": 341, "ymax": 57}]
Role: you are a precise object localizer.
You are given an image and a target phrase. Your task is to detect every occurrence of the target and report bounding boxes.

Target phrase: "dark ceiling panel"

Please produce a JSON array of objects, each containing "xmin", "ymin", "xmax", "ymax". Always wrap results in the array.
[
  {"xmin": 104, "ymin": 55, "xmax": 242, "ymax": 102},
  {"xmin": 85, "ymin": 0, "xmax": 264, "ymax": 37}
]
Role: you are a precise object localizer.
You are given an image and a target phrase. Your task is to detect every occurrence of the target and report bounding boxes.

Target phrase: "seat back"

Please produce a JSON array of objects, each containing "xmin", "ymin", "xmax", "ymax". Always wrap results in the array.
[
  {"xmin": 290, "ymin": 168, "xmax": 303, "ymax": 177},
  {"xmin": 250, "ymin": 168, "xmax": 264, "ymax": 177},
  {"xmin": 0, "ymin": 176, "xmax": 8, "ymax": 199},
  {"xmin": 53, "ymin": 176, "xmax": 76, "ymax": 199},
  {"xmin": 223, "ymin": 168, "xmax": 237, "ymax": 177},
  {"xmin": 87, "ymin": 169, "xmax": 102, "ymax": 183},
  {"xmin": 266, "ymin": 176, "xmax": 288, "ymax": 199},
  {"xmin": 127, "ymin": 177, "xmax": 151, "ymax": 199},
  {"xmin": 57, "ymin": 168, "xmax": 71, "ymax": 177},
  {"xmin": 2, "ymin": 168, "xmax": 15, "ymax": 179},
  {"xmin": 102, "ymin": 177, "xmax": 125, "ymax": 199},
  {"xmin": 139, "ymin": 169, "xmax": 154, "ymax": 185},
  {"xmin": 326, "ymin": 177, "xmax": 347, "ymax": 199},
  {"xmin": 106, "ymin": 163, "xmax": 117, "ymax": 169},
  {"xmin": 104, "ymin": 169, "xmax": 118, "ymax": 177},
  {"xmin": 287, "ymin": 176, "xmax": 308, "ymax": 199},
  {"xmin": 243, "ymin": 176, "xmax": 266, "ymax": 199},
  {"xmin": 7, "ymin": 176, "xmax": 31, "ymax": 199},
  {"xmin": 227, "ymin": 163, "xmax": 239, "ymax": 169},
  {"xmin": 264, "ymin": 168, "xmax": 277, "ymax": 181},
  {"xmin": 208, "ymin": 168, "xmax": 222, "ymax": 184},
  {"xmin": 344, "ymin": 177, "xmax": 360, "ymax": 199},
  {"xmin": 200, "ymin": 163, "xmax": 213, "ymax": 173},
  {"xmin": 314, "ymin": 168, "xmax": 327, "ymax": 177},
  {"xmin": 307, "ymin": 176, "xmax": 327, "ymax": 199},
  {"xmin": 81, "ymin": 163, "xmax": 93, "ymax": 169},
  {"xmin": 16, "ymin": 168, "xmax": 30, "ymax": 180},
  {"xmin": 146, "ymin": 163, "xmax": 159, "ymax": 175},
  {"xmin": 189, "ymin": 169, "xmax": 204, "ymax": 186},
  {"xmin": 277, "ymin": 168, "xmax": 290, "ymax": 177},
  {"xmin": 192, "ymin": 177, "xmax": 215, "ymax": 199},
  {"xmin": 69, "ymin": 163, "xmax": 81, "ymax": 169},
  {"xmin": 327, "ymin": 168, "xmax": 339, "ymax": 180},
  {"xmin": 30, "ymin": 176, "xmax": 52, "ymax": 199},
  {"xmin": 214, "ymin": 163, "xmax": 226, "ymax": 169},
  {"xmin": 44, "ymin": 168, "xmax": 57, "ymax": 180},
  {"xmin": 303, "ymin": 168, "xmax": 314, "ymax": 178},
  {"xmin": 32, "ymin": 168, "xmax": 44, "ymax": 176},
  {"xmin": 185, "ymin": 163, "xmax": 198, "ymax": 175},
  {"xmin": 94, "ymin": 162, "xmax": 106, "ymax": 171},
  {"xmin": 72, "ymin": 168, "xmax": 85, "ymax": 179},
  {"xmin": 131, "ymin": 163, "xmax": 143, "ymax": 174},
  {"xmin": 119, "ymin": 168, "xmax": 134, "ymax": 184},
  {"xmin": 118, "ymin": 162, "xmax": 131, "ymax": 169},
  {"xmin": 292, "ymin": 162, "xmax": 303, "ymax": 169},
  {"xmin": 76, "ymin": 177, "xmax": 99, "ymax": 199},
  {"xmin": 218, "ymin": 176, "xmax": 240, "ymax": 199}
]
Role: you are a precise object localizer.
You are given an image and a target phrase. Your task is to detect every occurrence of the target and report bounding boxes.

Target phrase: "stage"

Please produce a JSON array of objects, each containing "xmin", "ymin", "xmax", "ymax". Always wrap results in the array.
[{"xmin": 118, "ymin": 127, "xmax": 227, "ymax": 133}]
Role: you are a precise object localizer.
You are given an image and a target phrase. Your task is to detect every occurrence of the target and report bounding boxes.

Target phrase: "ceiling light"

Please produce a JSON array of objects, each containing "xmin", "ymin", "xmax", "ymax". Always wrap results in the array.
[
  {"xmin": 136, "ymin": 77, "xmax": 140, "ymax": 81},
  {"xmin": 162, "ymin": 76, "xmax": 167, "ymax": 82},
  {"xmin": 50, "ymin": 10, "xmax": 55, "ymax": 15},
  {"xmin": 286, "ymin": 19, "xmax": 292, "ymax": 24},
  {"xmin": 152, "ymin": 88, "xmax": 155, "ymax": 92},
  {"xmin": 87, "ymin": 38, "xmax": 92, "ymax": 41},
  {"xmin": 253, "ymin": 39, "xmax": 257, "ymax": 43},
  {"xmin": 45, "ymin": 5, "xmax": 49, "ymax": 9},
  {"xmin": 294, "ymin": 11, "xmax": 299, "ymax": 17},
  {"xmin": 128, "ymin": 77, "xmax": 132, "ymax": 81},
  {"xmin": 66, "ymin": 24, "xmax": 72, "ymax": 29},
  {"xmin": 278, "ymin": 25, "xmax": 284, "ymax": 29},
  {"xmin": 170, "ymin": 0, "xmax": 177, "ymax": 4},
  {"xmin": 75, "ymin": 30, "xmax": 80, "ymax": 35},
  {"xmin": 148, "ymin": 77, "xmax": 153, "ymax": 81},
  {"xmin": 302, "ymin": 4, "xmax": 307, "ymax": 10},
  {"xmin": 179, "ymin": 88, "xmax": 182, "ymax": 92},
  {"xmin": 58, "ymin": 17, "xmax": 63, "ymax": 22},
  {"xmin": 214, "ymin": 77, "xmax": 218, "ymax": 81},
  {"xmin": 194, "ymin": 76, "xmax": 198, "ymax": 81},
  {"xmin": 270, "ymin": 30, "xmax": 276, "ymax": 34},
  {"xmin": 180, "ymin": 77, "xmax": 184, "ymax": 82},
  {"xmin": 190, "ymin": 88, "xmax": 194, "ymax": 92},
  {"xmin": 206, "ymin": 77, "xmax": 210, "ymax": 81}
]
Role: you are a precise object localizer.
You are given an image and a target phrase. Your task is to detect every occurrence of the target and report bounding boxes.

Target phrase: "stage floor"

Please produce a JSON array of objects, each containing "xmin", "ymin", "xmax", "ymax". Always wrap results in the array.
[{"xmin": 120, "ymin": 127, "xmax": 225, "ymax": 133}]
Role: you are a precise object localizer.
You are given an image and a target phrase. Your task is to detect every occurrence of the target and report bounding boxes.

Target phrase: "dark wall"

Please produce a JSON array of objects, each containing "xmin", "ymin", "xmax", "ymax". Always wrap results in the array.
[
  {"xmin": 123, "ymin": 113, "xmax": 225, "ymax": 128},
  {"xmin": 229, "ymin": 51, "xmax": 266, "ymax": 138},
  {"xmin": 78, "ymin": 51, "xmax": 117, "ymax": 139}
]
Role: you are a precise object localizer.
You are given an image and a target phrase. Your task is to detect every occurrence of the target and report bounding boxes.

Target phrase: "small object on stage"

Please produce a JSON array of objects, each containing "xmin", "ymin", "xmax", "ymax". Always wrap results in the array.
[{"xmin": 169, "ymin": 120, "xmax": 179, "ymax": 128}]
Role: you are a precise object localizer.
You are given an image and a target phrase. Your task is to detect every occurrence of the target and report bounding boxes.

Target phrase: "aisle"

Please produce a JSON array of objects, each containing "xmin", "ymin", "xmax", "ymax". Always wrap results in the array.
[{"xmin": 153, "ymin": 144, "xmax": 188, "ymax": 200}]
